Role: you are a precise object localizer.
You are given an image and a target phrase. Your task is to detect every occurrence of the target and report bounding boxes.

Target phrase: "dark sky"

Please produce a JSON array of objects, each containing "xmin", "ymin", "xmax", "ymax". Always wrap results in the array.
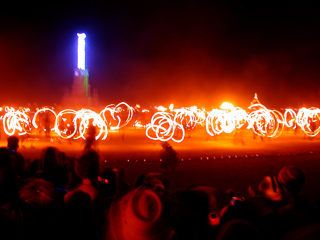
[{"xmin": 1, "ymin": 1, "xmax": 320, "ymax": 109}]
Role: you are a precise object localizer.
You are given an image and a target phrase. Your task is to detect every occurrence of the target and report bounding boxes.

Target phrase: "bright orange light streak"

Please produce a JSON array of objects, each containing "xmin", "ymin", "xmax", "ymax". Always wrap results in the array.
[
  {"xmin": 75, "ymin": 109, "xmax": 108, "ymax": 140},
  {"xmin": 100, "ymin": 102, "xmax": 134, "ymax": 130},
  {"xmin": 206, "ymin": 106, "xmax": 247, "ymax": 136},
  {"xmin": 172, "ymin": 106, "xmax": 206, "ymax": 130},
  {"xmin": 157, "ymin": 106, "xmax": 167, "ymax": 112},
  {"xmin": 296, "ymin": 107, "xmax": 320, "ymax": 137},
  {"xmin": 2, "ymin": 100, "xmax": 320, "ymax": 141},
  {"xmin": 54, "ymin": 109, "xmax": 77, "ymax": 139},
  {"xmin": 146, "ymin": 112, "xmax": 185, "ymax": 143},
  {"xmin": 247, "ymin": 104, "xmax": 284, "ymax": 138},
  {"xmin": 3, "ymin": 107, "xmax": 30, "ymax": 136},
  {"xmin": 283, "ymin": 109, "xmax": 297, "ymax": 129},
  {"xmin": 32, "ymin": 107, "xmax": 57, "ymax": 131}
]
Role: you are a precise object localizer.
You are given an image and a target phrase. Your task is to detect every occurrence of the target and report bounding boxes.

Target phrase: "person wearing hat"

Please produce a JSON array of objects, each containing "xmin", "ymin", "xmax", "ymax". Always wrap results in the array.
[
  {"xmin": 105, "ymin": 186, "xmax": 174, "ymax": 240},
  {"xmin": 248, "ymin": 166, "xmax": 306, "ymax": 207},
  {"xmin": 7, "ymin": 135, "xmax": 25, "ymax": 180},
  {"xmin": 246, "ymin": 166, "xmax": 308, "ymax": 239},
  {"xmin": 277, "ymin": 165, "xmax": 305, "ymax": 197}
]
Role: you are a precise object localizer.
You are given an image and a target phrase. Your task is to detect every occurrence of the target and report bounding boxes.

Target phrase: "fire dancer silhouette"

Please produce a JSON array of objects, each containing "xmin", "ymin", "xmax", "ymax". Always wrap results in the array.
[
  {"xmin": 159, "ymin": 141, "xmax": 179, "ymax": 172},
  {"xmin": 84, "ymin": 124, "xmax": 97, "ymax": 150}
]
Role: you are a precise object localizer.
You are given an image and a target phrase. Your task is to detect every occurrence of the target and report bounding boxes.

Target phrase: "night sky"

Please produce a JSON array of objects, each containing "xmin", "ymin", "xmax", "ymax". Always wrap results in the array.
[{"xmin": 1, "ymin": 1, "xmax": 319, "ymax": 109}]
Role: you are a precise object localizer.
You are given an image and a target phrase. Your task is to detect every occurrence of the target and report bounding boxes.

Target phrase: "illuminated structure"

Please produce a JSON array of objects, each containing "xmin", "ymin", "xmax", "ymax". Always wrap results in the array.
[
  {"xmin": 250, "ymin": 93, "xmax": 261, "ymax": 106},
  {"xmin": 62, "ymin": 33, "xmax": 99, "ymax": 108}
]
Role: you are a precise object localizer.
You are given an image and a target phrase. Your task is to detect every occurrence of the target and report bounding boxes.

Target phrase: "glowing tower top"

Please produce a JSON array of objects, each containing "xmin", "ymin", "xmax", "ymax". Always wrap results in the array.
[
  {"xmin": 62, "ymin": 33, "xmax": 99, "ymax": 108},
  {"xmin": 77, "ymin": 33, "xmax": 86, "ymax": 70}
]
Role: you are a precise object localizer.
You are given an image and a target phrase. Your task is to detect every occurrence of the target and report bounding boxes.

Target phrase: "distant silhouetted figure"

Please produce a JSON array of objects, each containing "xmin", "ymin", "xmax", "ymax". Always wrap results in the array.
[
  {"xmin": 233, "ymin": 128, "xmax": 245, "ymax": 146},
  {"xmin": 43, "ymin": 112, "xmax": 52, "ymax": 138},
  {"xmin": 84, "ymin": 124, "xmax": 97, "ymax": 149},
  {"xmin": 160, "ymin": 141, "xmax": 178, "ymax": 172}
]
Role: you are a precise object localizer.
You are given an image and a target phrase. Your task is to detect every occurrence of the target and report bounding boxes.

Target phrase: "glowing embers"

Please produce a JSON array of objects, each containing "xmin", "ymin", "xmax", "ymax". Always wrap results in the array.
[
  {"xmin": 146, "ymin": 112, "xmax": 185, "ymax": 143},
  {"xmin": 2, "ymin": 107, "xmax": 30, "ymax": 136}
]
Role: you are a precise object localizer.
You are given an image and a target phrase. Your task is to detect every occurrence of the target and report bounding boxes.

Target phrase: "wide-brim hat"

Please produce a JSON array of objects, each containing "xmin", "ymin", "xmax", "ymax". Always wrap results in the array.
[
  {"xmin": 277, "ymin": 166, "xmax": 305, "ymax": 195},
  {"xmin": 107, "ymin": 186, "xmax": 173, "ymax": 240},
  {"xmin": 254, "ymin": 175, "xmax": 294, "ymax": 205}
]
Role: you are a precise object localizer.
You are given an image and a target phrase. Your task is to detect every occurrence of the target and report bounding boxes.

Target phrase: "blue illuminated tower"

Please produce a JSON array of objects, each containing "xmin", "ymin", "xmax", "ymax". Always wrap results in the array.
[
  {"xmin": 62, "ymin": 33, "xmax": 99, "ymax": 107},
  {"xmin": 73, "ymin": 33, "xmax": 90, "ymax": 103}
]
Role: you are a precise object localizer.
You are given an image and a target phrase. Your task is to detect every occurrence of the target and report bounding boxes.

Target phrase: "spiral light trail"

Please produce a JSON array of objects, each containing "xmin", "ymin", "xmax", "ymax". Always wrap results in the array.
[{"xmin": 1, "ymin": 99, "xmax": 320, "ymax": 142}]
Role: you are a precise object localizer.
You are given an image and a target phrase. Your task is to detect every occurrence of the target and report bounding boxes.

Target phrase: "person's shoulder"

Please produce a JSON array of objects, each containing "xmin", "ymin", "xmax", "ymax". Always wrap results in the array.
[
  {"xmin": 64, "ymin": 188, "xmax": 88, "ymax": 203},
  {"xmin": 16, "ymin": 151, "xmax": 25, "ymax": 159},
  {"xmin": 10, "ymin": 151, "xmax": 25, "ymax": 161}
]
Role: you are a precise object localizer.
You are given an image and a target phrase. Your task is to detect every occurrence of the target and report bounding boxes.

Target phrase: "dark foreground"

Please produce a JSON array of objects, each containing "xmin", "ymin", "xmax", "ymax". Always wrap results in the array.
[
  {"xmin": 1, "ymin": 128, "xmax": 320, "ymax": 240},
  {"xmin": 2, "ymin": 128, "xmax": 320, "ymax": 203}
]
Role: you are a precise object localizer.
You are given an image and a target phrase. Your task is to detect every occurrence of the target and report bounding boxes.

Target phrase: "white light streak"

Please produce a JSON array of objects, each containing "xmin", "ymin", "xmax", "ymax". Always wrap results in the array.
[{"xmin": 77, "ymin": 33, "xmax": 86, "ymax": 70}]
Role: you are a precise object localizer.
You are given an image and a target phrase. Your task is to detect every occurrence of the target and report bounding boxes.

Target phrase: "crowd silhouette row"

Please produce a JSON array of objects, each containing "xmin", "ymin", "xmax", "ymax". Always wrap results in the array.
[{"xmin": 1, "ymin": 136, "xmax": 320, "ymax": 240}]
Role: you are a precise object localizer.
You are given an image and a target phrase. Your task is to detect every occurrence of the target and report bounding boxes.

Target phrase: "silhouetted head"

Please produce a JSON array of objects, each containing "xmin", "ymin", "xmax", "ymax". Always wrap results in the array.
[
  {"xmin": 18, "ymin": 178, "xmax": 62, "ymax": 239},
  {"xmin": 0, "ymin": 147, "xmax": 17, "ymax": 205},
  {"xmin": 7, "ymin": 136, "xmax": 19, "ymax": 151},
  {"xmin": 75, "ymin": 149, "xmax": 100, "ymax": 181},
  {"xmin": 161, "ymin": 141, "xmax": 170, "ymax": 149},
  {"xmin": 39, "ymin": 147, "xmax": 65, "ymax": 173},
  {"xmin": 277, "ymin": 165, "xmax": 305, "ymax": 196},
  {"xmin": 107, "ymin": 186, "xmax": 173, "ymax": 240}
]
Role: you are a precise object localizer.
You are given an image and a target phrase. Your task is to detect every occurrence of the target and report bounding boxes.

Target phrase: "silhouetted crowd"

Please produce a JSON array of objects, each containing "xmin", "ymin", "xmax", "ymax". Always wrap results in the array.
[{"xmin": 1, "ymin": 136, "xmax": 320, "ymax": 240}]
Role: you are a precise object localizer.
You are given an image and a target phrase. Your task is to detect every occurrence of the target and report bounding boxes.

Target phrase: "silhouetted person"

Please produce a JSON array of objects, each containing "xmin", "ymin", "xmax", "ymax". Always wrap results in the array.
[
  {"xmin": 37, "ymin": 147, "xmax": 69, "ymax": 194},
  {"xmin": 233, "ymin": 128, "xmax": 245, "ymax": 146},
  {"xmin": 84, "ymin": 124, "xmax": 97, "ymax": 149},
  {"xmin": 0, "ymin": 147, "xmax": 18, "ymax": 206},
  {"xmin": 67, "ymin": 121, "xmax": 75, "ymax": 144},
  {"xmin": 64, "ymin": 149, "xmax": 101, "ymax": 206},
  {"xmin": 17, "ymin": 178, "xmax": 66, "ymax": 240},
  {"xmin": 7, "ymin": 135, "xmax": 25, "ymax": 180},
  {"xmin": 117, "ymin": 168, "xmax": 132, "ymax": 196},
  {"xmin": 160, "ymin": 141, "xmax": 179, "ymax": 172},
  {"xmin": 246, "ymin": 166, "xmax": 308, "ymax": 239},
  {"xmin": 309, "ymin": 118, "xmax": 317, "ymax": 141},
  {"xmin": 64, "ymin": 149, "xmax": 102, "ymax": 239}
]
